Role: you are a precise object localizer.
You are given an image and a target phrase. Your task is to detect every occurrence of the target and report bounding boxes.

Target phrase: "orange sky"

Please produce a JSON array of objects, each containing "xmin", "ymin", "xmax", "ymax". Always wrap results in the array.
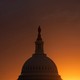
[{"xmin": 0, "ymin": 0, "xmax": 80, "ymax": 80}]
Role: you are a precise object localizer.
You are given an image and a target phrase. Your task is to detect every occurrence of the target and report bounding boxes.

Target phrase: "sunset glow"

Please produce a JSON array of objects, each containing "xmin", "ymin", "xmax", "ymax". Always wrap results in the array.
[{"xmin": 0, "ymin": 0, "xmax": 80, "ymax": 80}]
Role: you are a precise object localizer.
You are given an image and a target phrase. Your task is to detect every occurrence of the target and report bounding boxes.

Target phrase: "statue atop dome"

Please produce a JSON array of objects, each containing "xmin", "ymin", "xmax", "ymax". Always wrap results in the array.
[
  {"xmin": 38, "ymin": 26, "xmax": 41, "ymax": 34},
  {"xmin": 37, "ymin": 26, "xmax": 42, "ymax": 40},
  {"xmin": 35, "ymin": 26, "xmax": 44, "ymax": 54}
]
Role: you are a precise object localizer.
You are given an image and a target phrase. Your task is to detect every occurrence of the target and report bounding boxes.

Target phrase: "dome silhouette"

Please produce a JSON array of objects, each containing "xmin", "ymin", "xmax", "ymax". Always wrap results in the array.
[
  {"xmin": 22, "ymin": 54, "xmax": 58, "ymax": 74},
  {"xmin": 18, "ymin": 26, "xmax": 62, "ymax": 80}
]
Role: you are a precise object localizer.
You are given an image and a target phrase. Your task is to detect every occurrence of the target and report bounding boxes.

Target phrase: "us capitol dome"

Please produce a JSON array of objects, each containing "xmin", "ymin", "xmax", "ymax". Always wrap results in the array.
[{"xmin": 18, "ymin": 26, "xmax": 62, "ymax": 80}]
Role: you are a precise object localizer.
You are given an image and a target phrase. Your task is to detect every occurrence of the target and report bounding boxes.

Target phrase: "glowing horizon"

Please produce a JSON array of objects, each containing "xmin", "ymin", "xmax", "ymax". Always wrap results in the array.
[{"xmin": 0, "ymin": 0, "xmax": 80, "ymax": 80}]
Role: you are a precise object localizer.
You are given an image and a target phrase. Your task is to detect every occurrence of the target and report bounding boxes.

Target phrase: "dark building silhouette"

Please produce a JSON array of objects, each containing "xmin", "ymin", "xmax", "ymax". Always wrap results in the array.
[{"xmin": 18, "ymin": 26, "xmax": 62, "ymax": 80}]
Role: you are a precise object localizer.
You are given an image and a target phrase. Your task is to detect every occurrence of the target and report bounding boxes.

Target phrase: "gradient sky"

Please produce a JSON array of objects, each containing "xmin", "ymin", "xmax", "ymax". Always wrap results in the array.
[{"xmin": 0, "ymin": 0, "xmax": 80, "ymax": 80}]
